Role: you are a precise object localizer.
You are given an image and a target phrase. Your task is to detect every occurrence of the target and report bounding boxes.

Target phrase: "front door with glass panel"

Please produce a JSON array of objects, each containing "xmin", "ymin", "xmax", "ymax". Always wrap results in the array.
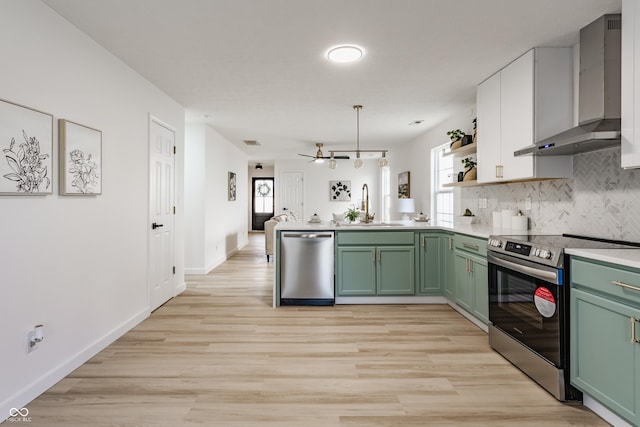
[{"xmin": 252, "ymin": 177, "xmax": 274, "ymax": 230}]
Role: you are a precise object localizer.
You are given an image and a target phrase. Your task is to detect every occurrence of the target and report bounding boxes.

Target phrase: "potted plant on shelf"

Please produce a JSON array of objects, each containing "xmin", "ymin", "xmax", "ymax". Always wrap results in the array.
[
  {"xmin": 345, "ymin": 206, "xmax": 361, "ymax": 223},
  {"xmin": 461, "ymin": 157, "xmax": 477, "ymax": 181},
  {"xmin": 447, "ymin": 129, "xmax": 465, "ymax": 150}
]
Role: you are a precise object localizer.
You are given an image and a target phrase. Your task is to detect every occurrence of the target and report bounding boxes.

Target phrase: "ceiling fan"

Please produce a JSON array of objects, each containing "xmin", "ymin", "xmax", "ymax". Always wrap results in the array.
[{"xmin": 298, "ymin": 143, "xmax": 349, "ymax": 163}]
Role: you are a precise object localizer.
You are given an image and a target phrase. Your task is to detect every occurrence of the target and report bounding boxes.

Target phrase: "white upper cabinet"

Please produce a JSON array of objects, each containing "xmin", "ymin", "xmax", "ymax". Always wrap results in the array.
[
  {"xmin": 476, "ymin": 48, "xmax": 574, "ymax": 183},
  {"xmin": 622, "ymin": 0, "xmax": 640, "ymax": 168}
]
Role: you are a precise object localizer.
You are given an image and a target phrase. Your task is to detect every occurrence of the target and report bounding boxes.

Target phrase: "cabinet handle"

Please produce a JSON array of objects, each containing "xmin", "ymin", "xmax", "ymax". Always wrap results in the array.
[
  {"xmin": 422, "ymin": 236, "xmax": 425, "ymax": 249},
  {"xmin": 611, "ymin": 280, "xmax": 640, "ymax": 292},
  {"xmin": 469, "ymin": 259, "xmax": 474, "ymax": 273},
  {"xmin": 465, "ymin": 258, "xmax": 470, "ymax": 273},
  {"xmin": 463, "ymin": 242, "xmax": 479, "ymax": 251},
  {"xmin": 448, "ymin": 237, "xmax": 453, "ymax": 251},
  {"xmin": 631, "ymin": 318, "xmax": 640, "ymax": 344}
]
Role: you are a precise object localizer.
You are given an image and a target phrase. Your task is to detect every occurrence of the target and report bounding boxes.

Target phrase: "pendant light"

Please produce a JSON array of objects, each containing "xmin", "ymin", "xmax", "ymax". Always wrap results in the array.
[{"xmin": 327, "ymin": 105, "xmax": 389, "ymax": 169}]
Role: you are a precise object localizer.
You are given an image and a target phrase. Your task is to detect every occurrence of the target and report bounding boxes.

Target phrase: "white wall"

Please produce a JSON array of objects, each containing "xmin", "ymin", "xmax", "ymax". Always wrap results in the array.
[
  {"xmin": 274, "ymin": 158, "xmax": 381, "ymax": 222},
  {"xmin": 0, "ymin": 1, "xmax": 185, "ymax": 419},
  {"xmin": 184, "ymin": 123, "xmax": 249, "ymax": 274}
]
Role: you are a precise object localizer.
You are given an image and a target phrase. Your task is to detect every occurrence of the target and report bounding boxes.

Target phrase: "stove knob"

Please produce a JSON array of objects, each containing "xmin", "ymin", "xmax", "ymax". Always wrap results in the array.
[
  {"xmin": 539, "ymin": 250, "xmax": 552, "ymax": 259},
  {"xmin": 533, "ymin": 248, "xmax": 540, "ymax": 257}
]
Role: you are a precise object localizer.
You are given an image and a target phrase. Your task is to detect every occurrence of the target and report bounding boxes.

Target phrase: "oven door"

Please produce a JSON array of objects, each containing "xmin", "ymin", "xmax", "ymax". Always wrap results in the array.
[{"xmin": 488, "ymin": 251, "xmax": 564, "ymax": 367}]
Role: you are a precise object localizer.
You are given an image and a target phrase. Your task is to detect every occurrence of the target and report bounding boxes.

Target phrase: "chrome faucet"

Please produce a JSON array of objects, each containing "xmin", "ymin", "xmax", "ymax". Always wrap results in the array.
[{"xmin": 361, "ymin": 183, "xmax": 374, "ymax": 223}]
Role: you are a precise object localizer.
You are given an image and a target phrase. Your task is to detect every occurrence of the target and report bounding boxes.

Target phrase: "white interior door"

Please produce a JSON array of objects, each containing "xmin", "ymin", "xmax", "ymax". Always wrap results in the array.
[
  {"xmin": 149, "ymin": 117, "xmax": 175, "ymax": 311},
  {"xmin": 279, "ymin": 170, "xmax": 304, "ymax": 219}
]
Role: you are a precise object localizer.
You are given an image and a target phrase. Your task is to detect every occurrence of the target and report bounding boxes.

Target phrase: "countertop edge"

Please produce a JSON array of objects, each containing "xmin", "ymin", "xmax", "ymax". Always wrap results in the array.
[
  {"xmin": 274, "ymin": 221, "xmax": 526, "ymax": 239},
  {"xmin": 567, "ymin": 248, "xmax": 640, "ymax": 269}
]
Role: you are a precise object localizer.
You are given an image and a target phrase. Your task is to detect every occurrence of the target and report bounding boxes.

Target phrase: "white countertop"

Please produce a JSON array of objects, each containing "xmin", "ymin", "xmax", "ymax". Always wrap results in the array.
[
  {"xmin": 566, "ymin": 248, "xmax": 640, "ymax": 269},
  {"xmin": 275, "ymin": 220, "xmax": 530, "ymax": 240}
]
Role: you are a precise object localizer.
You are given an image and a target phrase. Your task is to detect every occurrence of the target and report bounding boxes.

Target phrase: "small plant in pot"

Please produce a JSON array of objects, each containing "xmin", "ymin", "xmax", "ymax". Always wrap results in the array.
[
  {"xmin": 461, "ymin": 157, "xmax": 477, "ymax": 181},
  {"xmin": 346, "ymin": 207, "xmax": 361, "ymax": 223},
  {"xmin": 447, "ymin": 129, "xmax": 465, "ymax": 150}
]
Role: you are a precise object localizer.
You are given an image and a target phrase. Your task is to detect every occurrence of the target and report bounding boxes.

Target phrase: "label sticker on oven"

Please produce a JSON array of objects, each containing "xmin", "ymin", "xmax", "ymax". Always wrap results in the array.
[{"xmin": 534, "ymin": 287, "xmax": 556, "ymax": 318}]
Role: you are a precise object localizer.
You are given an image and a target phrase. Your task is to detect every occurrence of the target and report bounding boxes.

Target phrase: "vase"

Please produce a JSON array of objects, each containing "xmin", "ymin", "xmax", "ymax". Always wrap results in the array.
[
  {"xmin": 463, "ymin": 167, "xmax": 477, "ymax": 181},
  {"xmin": 450, "ymin": 138, "xmax": 462, "ymax": 150}
]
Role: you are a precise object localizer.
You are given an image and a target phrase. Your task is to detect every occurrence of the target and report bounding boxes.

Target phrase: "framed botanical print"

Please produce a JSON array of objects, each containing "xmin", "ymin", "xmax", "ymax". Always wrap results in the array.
[
  {"xmin": 228, "ymin": 171, "xmax": 237, "ymax": 201},
  {"xmin": 398, "ymin": 171, "xmax": 410, "ymax": 198},
  {"xmin": 0, "ymin": 99, "xmax": 53, "ymax": 195},
  {"xmin": 59, "ymin": 119, "xmax": 102, "ymax": 195},
  {"xmin": 330, "ymin": 180, "xmax": 351, "ymax": 201}
]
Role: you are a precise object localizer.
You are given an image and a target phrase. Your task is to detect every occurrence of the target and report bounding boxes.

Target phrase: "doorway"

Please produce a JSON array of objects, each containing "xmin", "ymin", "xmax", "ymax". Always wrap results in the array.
[
  {"xmin": 252, "ymin": 177, "xmax": 274, "ymax": 230},
  {"xmin": 149, "ymin": 116, "xmax": 175, "ymax": 311}
]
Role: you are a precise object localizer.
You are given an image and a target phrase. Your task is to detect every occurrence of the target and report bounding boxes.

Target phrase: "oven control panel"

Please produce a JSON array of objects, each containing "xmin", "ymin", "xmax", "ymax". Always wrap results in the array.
[{"xmin": 504, "ymin": 241, "xmax": 532, "ymax": 256}]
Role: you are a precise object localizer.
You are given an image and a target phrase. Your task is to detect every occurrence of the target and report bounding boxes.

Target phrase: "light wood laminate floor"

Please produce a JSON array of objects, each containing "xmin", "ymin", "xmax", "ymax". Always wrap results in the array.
[{"xmin": 22, "ymin": 233, "xmax": 609, "ymax": 426}]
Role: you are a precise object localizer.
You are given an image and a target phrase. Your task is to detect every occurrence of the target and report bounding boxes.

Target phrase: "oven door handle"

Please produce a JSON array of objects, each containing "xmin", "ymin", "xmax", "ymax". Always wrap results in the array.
[{"xmin": 487, "ymin": 253, "xmax": 559, "ymax": 284}]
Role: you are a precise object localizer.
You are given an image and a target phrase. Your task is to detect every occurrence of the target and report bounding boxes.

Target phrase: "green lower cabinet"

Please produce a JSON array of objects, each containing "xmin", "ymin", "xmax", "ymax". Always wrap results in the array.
[
  {"xmin": 337, "ymin": 245, "xmax": 414, "ymax": 296},
  {"xmin": 470, "ymin": 253, "xmax": 488, "ymax": 324},
  {"xmin": 454, "ymin": 251, "xmax": 473, "ymax": 311},
  {"xmin": 452, "ymin": 238, "xmax": 489, "ymax": 324},
  {"xmin": 570, "ymin": 257, "xmax": 640, "ymax": 426},
  {"xmin": 336, "ymin": 246, "xmax": 377, "ymax": 295},
  {"xmin": 418, "ymin": 233, "xmax": 442, "ymax": 295},
  {"xmin": 441, "ymin": 234, "xmax": 455, "ymax": 299},
  {"xmin": 377, "ymin": 246, "xmax": 415, "ymax": 295}
]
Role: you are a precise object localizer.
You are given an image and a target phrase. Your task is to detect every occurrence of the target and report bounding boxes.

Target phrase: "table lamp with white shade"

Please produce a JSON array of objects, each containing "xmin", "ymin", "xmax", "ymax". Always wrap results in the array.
[{"xmin": 397, "ymin": 198, "xmax": 415, "ymax": 220}]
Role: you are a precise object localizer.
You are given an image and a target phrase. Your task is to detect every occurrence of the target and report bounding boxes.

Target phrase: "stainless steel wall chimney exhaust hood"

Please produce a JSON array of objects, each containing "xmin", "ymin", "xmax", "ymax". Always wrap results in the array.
[{"xmin": 514, "ymin": 14, "xmax": 621, "ymax": 157}]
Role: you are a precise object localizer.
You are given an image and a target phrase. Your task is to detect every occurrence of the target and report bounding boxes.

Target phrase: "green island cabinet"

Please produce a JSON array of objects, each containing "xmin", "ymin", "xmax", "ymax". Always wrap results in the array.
[
  {"xmin": 418, "ymin": 232, "xmax": 442, "ymax": 295},
  {"xmin": 452, "ymin": 233, "xmax": 489, "ymax": 324},
  {"xmin": 570, "ymin": 257, "xmax": 640, "ymax": 426},
  {"xmin": 336, "ymin": 230, "xmax": 415, "ymax": 296}
]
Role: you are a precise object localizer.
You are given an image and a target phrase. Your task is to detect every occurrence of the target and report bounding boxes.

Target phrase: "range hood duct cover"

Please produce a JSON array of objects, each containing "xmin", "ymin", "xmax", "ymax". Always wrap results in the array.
[{"xmin": 515, "ymin": 14, "xmax": 621, "ymax": 157}]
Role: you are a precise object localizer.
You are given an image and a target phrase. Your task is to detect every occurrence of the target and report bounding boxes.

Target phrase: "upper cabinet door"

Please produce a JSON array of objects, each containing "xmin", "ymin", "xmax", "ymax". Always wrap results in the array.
[
  {"xmin": 476, "ymin": 72, "xmax": 502, "ymax": 183},
  {"xmin": 622, "ymin": 0, "xmax": 640, "ymax": 169},
  {"xmin": 501, "ymin": 50, "xmax": 535, "ymax": 180}
]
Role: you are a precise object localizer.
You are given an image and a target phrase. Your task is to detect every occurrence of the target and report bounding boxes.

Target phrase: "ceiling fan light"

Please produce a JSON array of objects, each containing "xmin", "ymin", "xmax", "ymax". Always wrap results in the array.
[{"xmin": 315, "ymin": 157, "xmax": 324, "ymax": 164}]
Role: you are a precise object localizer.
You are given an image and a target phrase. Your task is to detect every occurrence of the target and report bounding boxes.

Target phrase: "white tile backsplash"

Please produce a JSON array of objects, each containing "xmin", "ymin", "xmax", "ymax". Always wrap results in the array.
[{"xmin": 460, "ymin": 147, "xmax": 640, "ymax": 242}]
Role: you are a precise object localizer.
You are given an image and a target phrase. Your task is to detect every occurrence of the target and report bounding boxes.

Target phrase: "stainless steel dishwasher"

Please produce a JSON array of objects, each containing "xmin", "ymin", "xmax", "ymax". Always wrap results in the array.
[{"xmin": 280, "ymin": 231, "xmax": 335, "ymax": 305}]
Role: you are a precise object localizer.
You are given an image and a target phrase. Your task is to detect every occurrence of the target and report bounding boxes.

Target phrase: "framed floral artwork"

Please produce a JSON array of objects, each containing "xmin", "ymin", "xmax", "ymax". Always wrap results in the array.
[
  {"xmin": 0, "ymin": 98, "xmax": 53, "ymax": 195},
  {"xmin": 330, "ymin": 180, "xmax": 351, "ymax": 201},
  {"xmin": 59, "ymin": 119, "xmax": 102, "ymax": 195}
]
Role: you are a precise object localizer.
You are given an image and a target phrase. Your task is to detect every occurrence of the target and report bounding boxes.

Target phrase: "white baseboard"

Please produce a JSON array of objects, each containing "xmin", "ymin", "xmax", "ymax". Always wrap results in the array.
[
  {"xmin": 446, "ymin": 300, "xmax": 489, "ymax": 333},
  {"xmin": 0, "ymin": 308, "xmax": 149, "ymax": 423},
  {"xmin": 174, "ymin": 281, "xmax": 187, "ymax": 295}
]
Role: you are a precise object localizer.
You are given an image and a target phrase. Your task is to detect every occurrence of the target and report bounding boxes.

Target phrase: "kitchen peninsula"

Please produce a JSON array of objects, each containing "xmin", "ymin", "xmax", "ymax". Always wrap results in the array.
[{"xmin": 273, "ymin": 220, "xmax": 504, "ymax": 330}]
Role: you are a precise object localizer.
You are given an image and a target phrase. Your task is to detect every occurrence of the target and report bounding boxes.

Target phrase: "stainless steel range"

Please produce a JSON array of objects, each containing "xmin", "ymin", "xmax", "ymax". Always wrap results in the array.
[{"xmin": 487, "ymin": 234, "xmax": 639, "ymax": 401}]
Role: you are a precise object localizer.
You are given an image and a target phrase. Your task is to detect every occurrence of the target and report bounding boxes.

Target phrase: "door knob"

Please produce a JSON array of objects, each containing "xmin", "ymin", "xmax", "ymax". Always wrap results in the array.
[{"xmin": 152, "ymin": 222, "xmax": 164, "ymax": 230}]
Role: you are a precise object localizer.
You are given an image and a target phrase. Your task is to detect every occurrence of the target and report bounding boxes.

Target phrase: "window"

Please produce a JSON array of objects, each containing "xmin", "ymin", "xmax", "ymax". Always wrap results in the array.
[{"xmin": 431, "ymin": 143, "xmax": 453, "ymax": 225}]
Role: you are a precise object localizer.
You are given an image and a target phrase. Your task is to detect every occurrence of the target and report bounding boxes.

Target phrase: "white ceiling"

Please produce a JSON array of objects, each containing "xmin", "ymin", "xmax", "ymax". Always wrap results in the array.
[{"xmin": 42, "ymin": 0, "xmax": 621, "ymax": 162}]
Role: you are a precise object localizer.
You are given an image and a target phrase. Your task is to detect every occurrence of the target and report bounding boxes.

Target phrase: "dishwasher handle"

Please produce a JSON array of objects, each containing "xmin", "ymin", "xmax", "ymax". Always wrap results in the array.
[{"xmin": 282, "ymin": 233, "xmax": 333, "ymax": 239}]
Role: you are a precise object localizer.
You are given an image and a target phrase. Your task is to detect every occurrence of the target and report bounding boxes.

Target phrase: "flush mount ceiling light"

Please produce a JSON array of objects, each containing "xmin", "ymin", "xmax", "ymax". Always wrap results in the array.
[
  {"xmin": 329, "ymin": 105, "xmax": 389, "ymax": 169},
  {"xmin": 326, "ymin": 45, "xmax": 364, "ymax": 63}
]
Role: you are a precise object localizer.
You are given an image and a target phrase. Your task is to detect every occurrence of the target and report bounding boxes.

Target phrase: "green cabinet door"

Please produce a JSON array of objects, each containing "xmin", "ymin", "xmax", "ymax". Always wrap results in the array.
[
  {"xmin": 470, "ymin": 253, "xmax": 489, "ymax": 324},
  {"xmin": 378, "ymin": 246, "xmax": 415, "ymax": 295},
  {"xmin": 441, "ymin": 234, "xmax": 455, "ymax": 299},
  {"xmin": 418, "ymin": 233, "xmax": 441, "ymax": 294},
  {"xmin": 336, "ymin": 246, "xmax": 376, "ymax": 296},
  {"xmin": 454, "ymin": 250, "xmax": 473, "ymax": 311},
  {"xmin": 571, "ymin": 288, "xmax": 640, "ymax": 425}
]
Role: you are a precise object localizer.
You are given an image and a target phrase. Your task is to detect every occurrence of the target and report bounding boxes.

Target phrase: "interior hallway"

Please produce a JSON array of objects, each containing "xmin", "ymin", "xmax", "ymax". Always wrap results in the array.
[{"xmin": 20, "ymin": 234, "xmax": 607, "ymax": 426}]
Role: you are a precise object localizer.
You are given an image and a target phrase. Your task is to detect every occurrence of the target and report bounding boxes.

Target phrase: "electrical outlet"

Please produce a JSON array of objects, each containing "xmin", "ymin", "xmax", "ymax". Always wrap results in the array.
[
  {"xmin": 524, "ymin": 197, "xmax": 532, "ymax": 211},
  {"xmin": 479, "ymin": 198, "xmax": 488, "ymax": 209}
]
